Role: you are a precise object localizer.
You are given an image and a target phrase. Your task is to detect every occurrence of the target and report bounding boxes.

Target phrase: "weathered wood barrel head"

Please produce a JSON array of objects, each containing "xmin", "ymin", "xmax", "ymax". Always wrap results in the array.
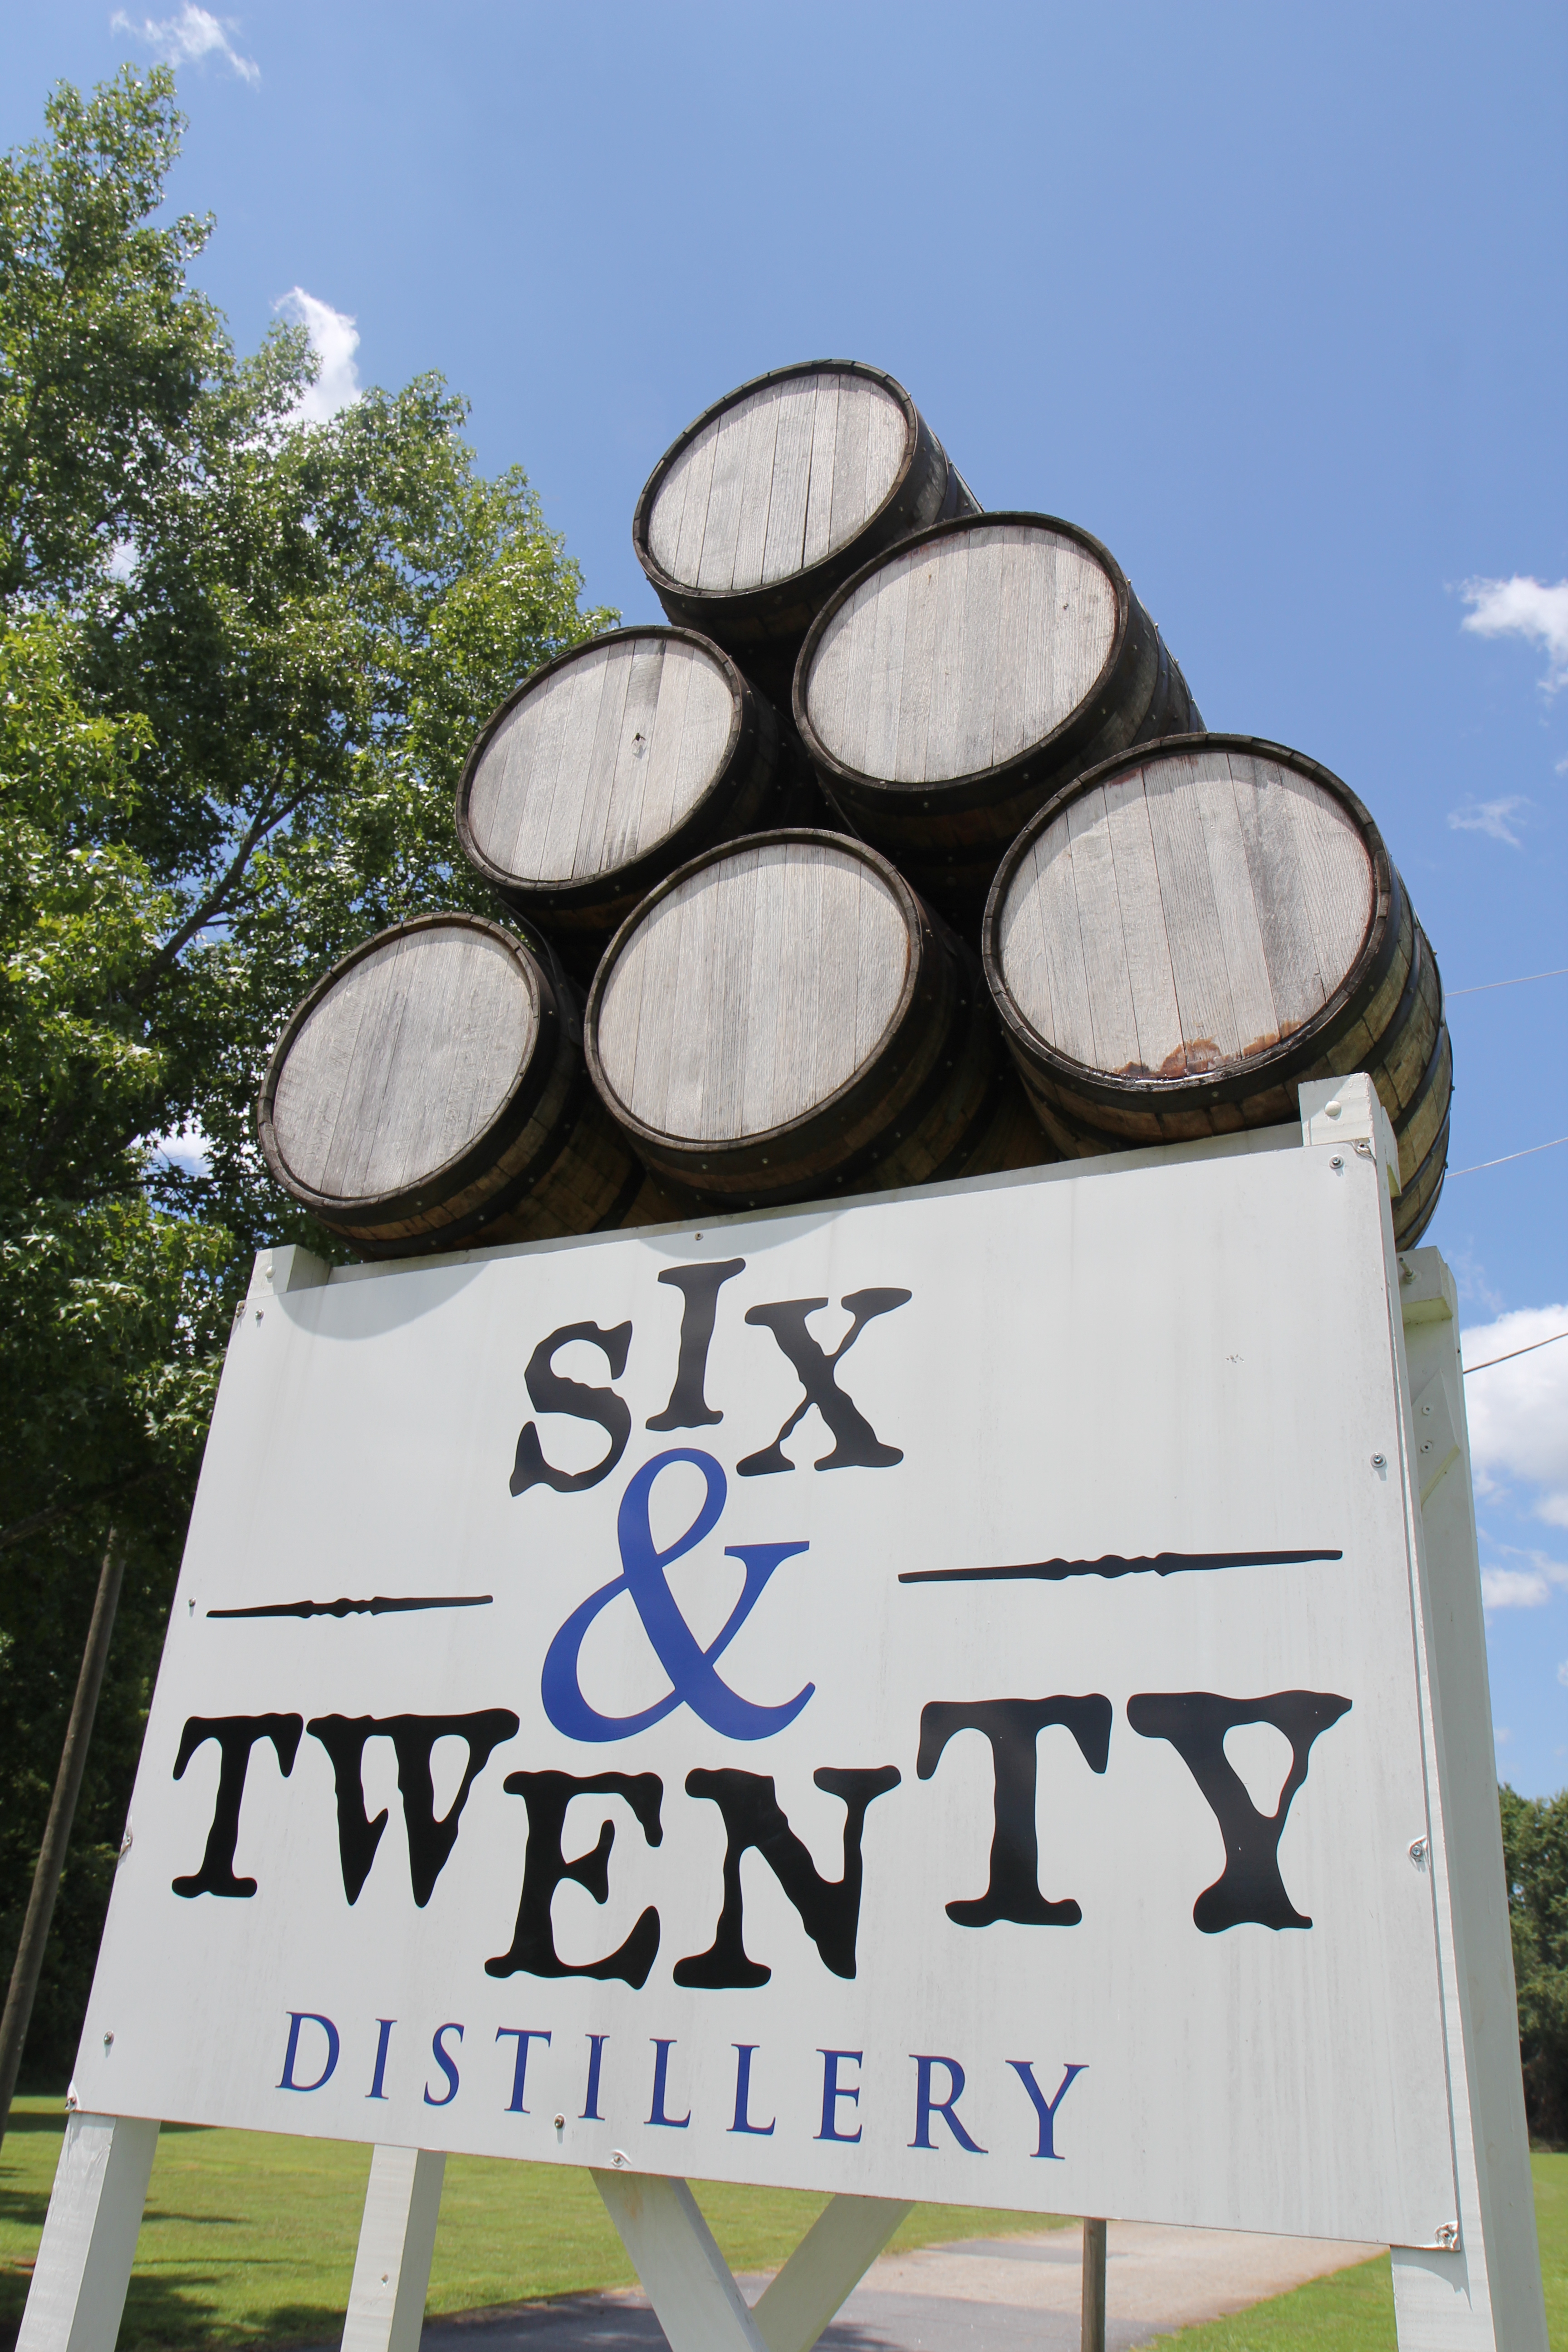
[
  {"xmin": 633, "ymin": 362, "xmax": 978, "ymax": 707},
  {"xmin": 456, "ymin": 627, "xmax": 812, "ymax": 968},
  {"xmin": 795, "ymin": 513, "xmax": 1202, "ymax": 922},
  {"xmin": 258, "ymin": 913, "xmax": 654, "ymax": 1257},
  {"xmin": 585, "ymin": 829, "xmax": 1051, "ymax": 1214},
  {"xmin": 982, "ymin": 735, "xmax": 1450, "ymax": 1244}
]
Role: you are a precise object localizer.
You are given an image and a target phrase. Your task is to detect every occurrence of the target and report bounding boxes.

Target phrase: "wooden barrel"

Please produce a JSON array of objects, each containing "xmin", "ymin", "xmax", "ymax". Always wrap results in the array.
[
  {"xmin": 981, "ymin": 735, "xmax": 1450, "ymax": 1245},
  {"xmin": 455, "ymin": 627, "xmax": 815, "ymax": 972},
  {"xmin": 258, "ymin": 913, "xmax": 663, "ymax": 1257},
  {"xmin": 632, "ymin": 362, "xmax": 979, "ymax": 710},
  {"xmin": 584, "ymin": 830, "xmax": 1052, "ymax": 1214},
  {"xmin": 794, "ymin": 513, "xmax": 1202, "ymax": 923}
]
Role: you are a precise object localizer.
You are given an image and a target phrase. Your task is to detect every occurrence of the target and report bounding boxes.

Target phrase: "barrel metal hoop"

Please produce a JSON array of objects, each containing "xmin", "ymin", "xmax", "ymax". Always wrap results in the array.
[
  {"xmin": 1392, "ymin": 1105, "xmax": 1452, "ymax": 1246},
  {"xmin": 1391, "ymin": 1019, "xmax": 1453, "ymax": 1151}
]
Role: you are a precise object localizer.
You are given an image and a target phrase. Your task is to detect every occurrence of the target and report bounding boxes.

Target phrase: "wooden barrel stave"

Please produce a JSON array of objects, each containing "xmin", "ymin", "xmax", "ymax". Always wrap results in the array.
[
  {"xmin": 983, "ymin": 737, "xmax": 1451, "ymax": 1244},
  {"xmin": 585, "ymin": 829, "xmax": 1054, "ymax": 1215},
  {"xmin": 633, "ymin": 363, "xmax": 978, "ymax": 710},
  {"xmin": 456, "ymin": 627, "xmax": 818, "ymax": 973},
  {"xmin": 1372, "ymin": 924, "xmax": 1442, "ymax": 1117},
  {"xmin": 258, "ymin": 914, "xmax": 651, "ymax": 1259},
  {"xmin": 1392, "ymin": 1021, "xmax": 1451, "ymax": 1193},
  {"xmin": 1394, "ymin": 1106, "xmax": 1449, "ymax": 1246},
  {"xmin": 794, "ymin": 514, "xmax": 1202, "ymax": 922}
]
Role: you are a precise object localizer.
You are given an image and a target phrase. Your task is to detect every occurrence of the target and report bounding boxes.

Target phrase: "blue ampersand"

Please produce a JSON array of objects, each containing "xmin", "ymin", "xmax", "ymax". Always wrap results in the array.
[{"xmin": 540, "ymin": 1449, "xmax": 814, "ymax": 1743}]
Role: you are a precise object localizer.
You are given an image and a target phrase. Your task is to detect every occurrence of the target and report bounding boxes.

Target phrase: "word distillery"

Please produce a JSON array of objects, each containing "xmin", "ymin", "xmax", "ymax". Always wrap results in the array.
[{"xmin": 274, "ymin": 2009, "xmax": 1091, "ymax": 2164}]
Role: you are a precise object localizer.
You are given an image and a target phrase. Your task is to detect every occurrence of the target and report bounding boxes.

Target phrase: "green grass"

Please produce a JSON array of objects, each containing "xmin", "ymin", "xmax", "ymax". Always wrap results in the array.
[
  {"xmin": 1139, "ymin": 2152, "xmax": 1568, "ymax": 2349},
  {"xmin": 3, "ymin": 2100, "xmax": 1564, "ymax": 2349},
  {"xmin": 0, "ymin": 2097, "xmax": 1064, "ymax": 2349}
]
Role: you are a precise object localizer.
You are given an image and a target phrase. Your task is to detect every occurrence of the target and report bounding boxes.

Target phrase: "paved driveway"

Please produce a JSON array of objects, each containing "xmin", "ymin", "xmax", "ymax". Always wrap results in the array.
[{"xmin": 387, "ymin": 2220, "xmax": 1382, "ymax": 2352}]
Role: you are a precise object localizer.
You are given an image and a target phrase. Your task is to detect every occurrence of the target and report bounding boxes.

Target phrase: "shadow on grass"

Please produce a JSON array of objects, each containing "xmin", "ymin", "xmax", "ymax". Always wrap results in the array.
[
  {"xmin": 0, "ymin": 2185, "xmax": 50, "ymax": 2233},
  {"xmin": 1, "ymin": 2274, "xmax": 349, "ymax": 2352}
]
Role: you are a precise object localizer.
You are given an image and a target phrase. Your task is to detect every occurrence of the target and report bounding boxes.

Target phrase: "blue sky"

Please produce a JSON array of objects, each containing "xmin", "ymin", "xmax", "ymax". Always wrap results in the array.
[{"xmin": 5, "ymin": 3, "xmax": 1566, "ymax": 1791}]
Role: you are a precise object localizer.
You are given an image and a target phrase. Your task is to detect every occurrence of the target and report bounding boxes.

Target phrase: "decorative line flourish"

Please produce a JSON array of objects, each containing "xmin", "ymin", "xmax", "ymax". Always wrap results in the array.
[
  {"xmin": 207, "ymin": 1595, "xmax": 494, "ymax": 1620},
  {"xmin": 900, "ymin": 1550, "xmax": 1343, "ymax": 1587}
]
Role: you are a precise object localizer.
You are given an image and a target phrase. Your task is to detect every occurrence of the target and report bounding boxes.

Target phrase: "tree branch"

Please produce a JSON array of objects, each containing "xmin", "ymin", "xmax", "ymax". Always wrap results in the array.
[
  {"xmin": 0, "ymin": 1471, "xmax": 155, "ymax": 1557},
  {"xmin": 127, "ymin": 783, "xmax": 308, "ymax": 1002}
]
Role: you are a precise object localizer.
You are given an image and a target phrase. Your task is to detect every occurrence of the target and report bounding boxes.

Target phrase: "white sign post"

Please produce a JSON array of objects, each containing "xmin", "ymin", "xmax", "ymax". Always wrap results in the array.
[{"xmin": 19, "ymin": 1074, "xmax": 1546, "ymax": 2352}]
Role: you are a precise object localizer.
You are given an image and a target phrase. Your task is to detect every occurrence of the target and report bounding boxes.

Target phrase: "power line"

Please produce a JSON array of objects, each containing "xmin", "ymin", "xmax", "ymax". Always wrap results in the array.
[
  {"xmin": 1449, "ymin": 964, "xmax": 1568, "ymax": 997},
  {"xmin": 1447, "ymin": 1134, "xmax": 1568, "ymax": 1176},
  {"xmin": 1463, "ymin": 1328, "xmax": 1568, "ymax": 1376}
]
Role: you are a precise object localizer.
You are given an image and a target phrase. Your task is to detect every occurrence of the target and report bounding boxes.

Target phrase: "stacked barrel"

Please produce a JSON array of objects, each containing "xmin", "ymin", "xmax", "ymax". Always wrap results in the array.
[{"xmin": 260, "ymin": 358, "xmax": 1450, "ymax": 1255}]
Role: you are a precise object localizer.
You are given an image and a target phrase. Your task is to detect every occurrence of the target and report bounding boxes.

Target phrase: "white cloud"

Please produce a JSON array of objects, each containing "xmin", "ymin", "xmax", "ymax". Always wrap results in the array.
[
  {"xmin": 1449, "ymin": 1246, "xmax": 1506, "ymax": 1317},
  {"xmin": 1447, "ymin": 797, "xmax": 1529, "ymax": 847},
  {"xmin": 1558, "ymin": 1661, "xmax": 1568, "ymax": 1689},
  {"xmin": 111, "ymin": 4, "xmax": 260, "ymax": 84},
  {"xmin": 151, "ymin": 1123, "xmax": 211, "ymax": 1172},
  {"xmin": 1464, "ymin": 1304, "xmax": 1568, "ymax": 1526},
  {"xmin": 1460, "ymin": 575, "xmax": 1568, "ymax": 695},
  {"xmin": 274, "ymin": 290, "xmax": 362, "ymax": 424},
  {"xmin": 1481, "ymin": 1565, "xmax": 1555, "ymax": 1609}
]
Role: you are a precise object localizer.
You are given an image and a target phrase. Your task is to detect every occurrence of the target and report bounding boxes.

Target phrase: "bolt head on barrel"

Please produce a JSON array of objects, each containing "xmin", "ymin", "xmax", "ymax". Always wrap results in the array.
[{"xmin": 455, "ymin": 625, "xmax": 813, "ymax": 975}]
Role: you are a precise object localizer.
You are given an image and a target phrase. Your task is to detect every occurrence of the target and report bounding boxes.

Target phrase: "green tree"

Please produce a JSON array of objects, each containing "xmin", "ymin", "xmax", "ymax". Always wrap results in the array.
[
  {"xmin": 1500, "ymin": 1784, "xmax": 1568, "ymax": 2143},
  {"xmin": 0, "ymin": 64, "xmax": 613, "ymax": 2082}
]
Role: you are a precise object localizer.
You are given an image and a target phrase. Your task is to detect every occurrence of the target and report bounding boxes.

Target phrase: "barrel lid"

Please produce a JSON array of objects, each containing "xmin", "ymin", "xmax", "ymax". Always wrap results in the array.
[
  {"xmin": 259, "ymin": 913, "xmax": 557, "ymax": 1218},
  {"xmin": 587, "ymin": 829, "xmax": 923, "ymax": 1153},
  {"xmin": 634, "ymin": 362, "xmax": 921, "ymax": 609},
  {"xmin": 982, "ymin": 735, "xmax": 1397, "ymax": 1109},
  {"xmin": 456, "ymin": 627, "xmax": 752, "ymax": 908},
  {"xmin": 795, "ymin": 513, "xmax": 1133, "ymax": 801}
]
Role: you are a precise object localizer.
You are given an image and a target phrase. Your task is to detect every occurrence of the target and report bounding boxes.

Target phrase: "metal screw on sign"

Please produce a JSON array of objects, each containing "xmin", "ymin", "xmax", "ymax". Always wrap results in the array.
[
  {"xmin": 1330, "ymin": 1155, "xmax": 1345, "ymax": 1171},
  {"xmin": 1372, "ymin": 1454, "xmax": 1387, "ymax": 1470},
  {"xmin": 1410, "ymin": 1838, "xmax": 1429, "ymax": 1870},
  {"xmin": 611, "ymin": 2150, "xmax": 630, "ymax": 2168}
]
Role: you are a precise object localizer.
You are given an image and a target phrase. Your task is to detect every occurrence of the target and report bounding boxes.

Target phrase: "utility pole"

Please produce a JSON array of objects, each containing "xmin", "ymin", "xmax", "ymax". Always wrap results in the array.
[{"xmin": 0, "ymin": 1527, "xmax": 126, "ymax": 2147}]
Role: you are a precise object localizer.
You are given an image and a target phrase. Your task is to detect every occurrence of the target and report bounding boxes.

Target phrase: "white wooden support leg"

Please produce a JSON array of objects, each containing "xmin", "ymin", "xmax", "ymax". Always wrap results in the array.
[
  {"xmin": 1386, "ymin": 1249, "xmax": 1550, "ymax": 2351},
  {"xmin": 750, "ymin": 2193, "xmax": 911, "ymax": 2352},
  {"xmin": 16, "ymin": 2111, "xmax": 158, "ymax": 2352},
  {"xmin": 1080, "ymin": 2217, "xmax": 1107, "ymax": 2352},
  {"xmin": 594, "ymin": 2171, "xmax": 766, "ymax": 2352},
  {"xmin": 594, "ymin": 2172, "xmax": 908, "ymax": 2352},
  {"xmin": 342, "ymin": 2146, "xmax": 446, "ymax": 2352}
]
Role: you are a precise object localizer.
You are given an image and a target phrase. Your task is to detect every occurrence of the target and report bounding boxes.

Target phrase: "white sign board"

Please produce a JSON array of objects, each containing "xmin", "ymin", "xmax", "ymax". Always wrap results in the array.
[{"xmin": 74, "ymin": 1133, "xmax": 1458, "ymax": 2247}]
